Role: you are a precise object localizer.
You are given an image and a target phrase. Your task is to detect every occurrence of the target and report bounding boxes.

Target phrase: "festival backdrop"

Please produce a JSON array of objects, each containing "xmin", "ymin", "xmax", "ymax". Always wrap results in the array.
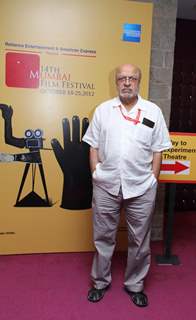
[{"xmin": 0, "ymin": 0, "xmax": 153, "ymax": 254}]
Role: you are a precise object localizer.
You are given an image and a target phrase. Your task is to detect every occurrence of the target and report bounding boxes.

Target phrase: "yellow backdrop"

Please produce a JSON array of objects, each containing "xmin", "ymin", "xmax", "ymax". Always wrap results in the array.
[{"xmin": 0, "ymin": 0, "xmax": 153, "ymax": 254}]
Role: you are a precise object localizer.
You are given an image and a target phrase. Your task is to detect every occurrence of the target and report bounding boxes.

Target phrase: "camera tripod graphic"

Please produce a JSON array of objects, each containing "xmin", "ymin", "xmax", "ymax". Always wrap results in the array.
[
  {"xmin": 13, "ymin": 129, "xmax": 51, "ymax": 207},
  {"xmin": 15, "ymin": 149, "xmax": 51, "ymax": 207}
]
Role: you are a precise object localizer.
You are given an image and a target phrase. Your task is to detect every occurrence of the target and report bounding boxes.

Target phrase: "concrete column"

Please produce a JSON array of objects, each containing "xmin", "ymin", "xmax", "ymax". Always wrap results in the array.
[{"xmin": 132, "ymin": 0, "xmax": 178, "ymax": 239}]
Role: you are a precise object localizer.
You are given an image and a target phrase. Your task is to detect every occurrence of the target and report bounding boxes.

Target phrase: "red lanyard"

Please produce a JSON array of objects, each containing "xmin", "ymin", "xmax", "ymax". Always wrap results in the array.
[{"xmin": 119, "ymin": 106, "xmax": 141, "ymax": 125}]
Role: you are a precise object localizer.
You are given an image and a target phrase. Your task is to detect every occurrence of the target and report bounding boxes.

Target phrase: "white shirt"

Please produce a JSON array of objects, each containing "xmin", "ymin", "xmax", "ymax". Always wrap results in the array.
[{"xmin": 83, "ymin": 95, "xmax": 172, "ymax": 199}]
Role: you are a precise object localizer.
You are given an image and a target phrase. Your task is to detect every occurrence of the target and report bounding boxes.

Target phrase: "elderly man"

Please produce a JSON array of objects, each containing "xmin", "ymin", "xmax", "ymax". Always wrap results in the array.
[{"xmin": 82, "ymin": 64, "xmax": 171, "ymax": 307}]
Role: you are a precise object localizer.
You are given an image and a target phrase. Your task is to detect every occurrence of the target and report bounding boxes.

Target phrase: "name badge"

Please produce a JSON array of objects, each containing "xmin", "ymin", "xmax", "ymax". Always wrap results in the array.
[{"xmin": 142, "ymin": 117, "xmax": 155, "ymax": 128}]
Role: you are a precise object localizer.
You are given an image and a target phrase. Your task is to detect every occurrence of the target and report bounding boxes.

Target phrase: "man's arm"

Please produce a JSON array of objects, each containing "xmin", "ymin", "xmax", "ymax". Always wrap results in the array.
[
  {"xmin": 152, "ymin": 152, "xmax": 162, "ymax": 180},
  {"xmin": 90, "ymin": 147, "xmax": 99, "ymax": 174}
]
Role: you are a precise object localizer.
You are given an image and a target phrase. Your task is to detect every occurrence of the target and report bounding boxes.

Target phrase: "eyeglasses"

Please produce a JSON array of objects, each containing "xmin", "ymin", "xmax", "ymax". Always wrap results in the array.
[{"xmin": 117, "ymin": 76, "xmax": 139, "ymax": 83}]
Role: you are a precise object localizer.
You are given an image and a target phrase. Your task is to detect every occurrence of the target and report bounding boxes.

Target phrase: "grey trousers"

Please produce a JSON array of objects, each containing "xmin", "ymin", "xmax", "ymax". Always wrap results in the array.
[{"xmin": 91, "ymin": 182, "xmax": 157, "ymax": 292}]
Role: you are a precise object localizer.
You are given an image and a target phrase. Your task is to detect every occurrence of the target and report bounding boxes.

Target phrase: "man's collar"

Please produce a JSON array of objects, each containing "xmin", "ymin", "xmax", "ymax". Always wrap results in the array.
[{"xmin": 112, "ymin": 95, "xmax": 146, "ymax": 111}]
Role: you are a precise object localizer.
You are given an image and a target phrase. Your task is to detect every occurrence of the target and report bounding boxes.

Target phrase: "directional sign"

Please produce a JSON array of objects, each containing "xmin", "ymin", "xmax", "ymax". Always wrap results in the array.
[
  {"xmin": 161, "ymin": 161, "xmax": 190, "ymax": 174},
  {"xmin": 159, "ymin": 132, "xmax": 196, "ymax": 183}
]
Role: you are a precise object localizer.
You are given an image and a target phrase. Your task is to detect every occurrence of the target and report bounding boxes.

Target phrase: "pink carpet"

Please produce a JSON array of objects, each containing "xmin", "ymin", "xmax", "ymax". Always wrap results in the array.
[{"xmin": 0, "ymin": 212, "xmax": 196, "ymax": 320}]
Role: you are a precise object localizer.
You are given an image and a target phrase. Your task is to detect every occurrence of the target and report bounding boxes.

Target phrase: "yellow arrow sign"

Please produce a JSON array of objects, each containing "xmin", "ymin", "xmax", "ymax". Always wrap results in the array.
[{"xmin": 159, "ymin": 132, "xmax": 196, "ymax": 183}]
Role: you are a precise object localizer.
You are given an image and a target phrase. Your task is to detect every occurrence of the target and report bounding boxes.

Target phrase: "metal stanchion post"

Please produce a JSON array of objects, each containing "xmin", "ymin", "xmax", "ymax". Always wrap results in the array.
[{"xmin": 156, "ymin": 183, "xmax": 180, "ymax": 265}]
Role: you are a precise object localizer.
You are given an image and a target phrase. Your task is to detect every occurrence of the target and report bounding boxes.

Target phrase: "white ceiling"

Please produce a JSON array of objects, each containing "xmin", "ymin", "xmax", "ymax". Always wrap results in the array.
[{"xmin": 177, "ymin": 0, "xmax": 196, "ymax": 20}]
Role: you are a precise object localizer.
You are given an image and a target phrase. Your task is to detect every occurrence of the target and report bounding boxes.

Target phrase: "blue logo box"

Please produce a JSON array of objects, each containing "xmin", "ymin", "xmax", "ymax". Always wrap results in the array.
[{"xmin": 122, "ymin": 24, "xmax": 141, "ymax": 43}]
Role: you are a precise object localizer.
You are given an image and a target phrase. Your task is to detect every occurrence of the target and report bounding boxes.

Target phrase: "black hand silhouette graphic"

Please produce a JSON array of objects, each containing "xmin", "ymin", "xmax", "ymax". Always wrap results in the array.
[
  {"xmin": 51, "ymin": 116, "xmax": 92, "ymax": 210},
  {"xmin": 0, "ymin": 104, "xmax": 13, "ymax": 120},
  {"xmin": 0, "ymin": 104, "xmax": 25, "ymax": 148}
]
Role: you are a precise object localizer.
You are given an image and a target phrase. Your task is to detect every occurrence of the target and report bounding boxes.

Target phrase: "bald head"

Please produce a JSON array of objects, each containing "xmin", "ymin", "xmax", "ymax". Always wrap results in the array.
[{"xmin": 115, "ymin": 64, "xmax": 142, "ymax": 84}]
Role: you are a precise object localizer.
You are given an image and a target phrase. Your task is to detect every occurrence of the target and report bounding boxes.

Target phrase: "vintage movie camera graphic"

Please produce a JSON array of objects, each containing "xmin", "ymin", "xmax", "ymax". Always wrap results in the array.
[
  {"xmin": 0, "ymin": 104, "xmax": 51, "ymax": 207},
  {"xmin": 24, "ymin": 128, "xmax": 44, "ymax": 149}
]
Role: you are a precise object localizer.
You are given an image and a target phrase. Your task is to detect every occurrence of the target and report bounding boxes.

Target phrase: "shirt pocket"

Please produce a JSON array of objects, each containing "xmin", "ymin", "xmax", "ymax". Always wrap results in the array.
[{"xmin": 134, "ymin": 124, "xmax": 153, "ymax": 148}]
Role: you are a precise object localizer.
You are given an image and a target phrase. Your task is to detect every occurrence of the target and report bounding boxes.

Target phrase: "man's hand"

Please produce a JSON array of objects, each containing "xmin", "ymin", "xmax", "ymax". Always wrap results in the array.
[
  {"xmin": 90, "ymin": 147, "xmax": 99, "ymax": 174},
  {"xmin": 51, "ymin": 116, "xmax": 92, "ymax": 210},
  {"xmin": 152, "ymin": 152, "xmax": 162, "ymax": 180}
]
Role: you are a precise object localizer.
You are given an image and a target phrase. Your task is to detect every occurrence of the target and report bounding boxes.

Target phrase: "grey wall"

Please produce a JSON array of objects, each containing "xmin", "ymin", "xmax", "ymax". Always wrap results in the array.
[{"xmin": 134, "ymin": 0, "xmax": 178, "ymax": 239}]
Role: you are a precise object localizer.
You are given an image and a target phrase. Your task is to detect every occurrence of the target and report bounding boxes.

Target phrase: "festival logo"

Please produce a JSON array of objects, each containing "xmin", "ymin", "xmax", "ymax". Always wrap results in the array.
[
  {"xmin": 6, "ymin": 52, "xmax": 40, "ymax": 88},
  {"xmin": 5, "ymin": 51, "xmax": 95, "ymax": 96}
]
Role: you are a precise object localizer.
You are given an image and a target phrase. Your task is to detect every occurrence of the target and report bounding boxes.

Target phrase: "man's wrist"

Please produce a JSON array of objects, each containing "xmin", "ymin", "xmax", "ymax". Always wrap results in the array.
[{"xmin": 91, "ymin": 162, "xmax": 99, "ymax": 174}]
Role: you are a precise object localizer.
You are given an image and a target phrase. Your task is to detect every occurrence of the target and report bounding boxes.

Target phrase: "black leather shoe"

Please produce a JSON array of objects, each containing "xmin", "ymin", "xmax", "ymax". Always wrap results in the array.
[
  {"xmin": 125, "ymin": 288, "xmax": 148, "ymax": 307},
  {"xmin": 87, "ymin": 286, "xmax": 109, "ymax": 303}
]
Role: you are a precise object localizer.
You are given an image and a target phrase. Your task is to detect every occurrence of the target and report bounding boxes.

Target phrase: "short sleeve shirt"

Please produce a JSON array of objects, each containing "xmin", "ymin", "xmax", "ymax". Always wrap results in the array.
[{"xmin": 82, "ymin": 95, "xmax": 172, "ymax": 199}]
